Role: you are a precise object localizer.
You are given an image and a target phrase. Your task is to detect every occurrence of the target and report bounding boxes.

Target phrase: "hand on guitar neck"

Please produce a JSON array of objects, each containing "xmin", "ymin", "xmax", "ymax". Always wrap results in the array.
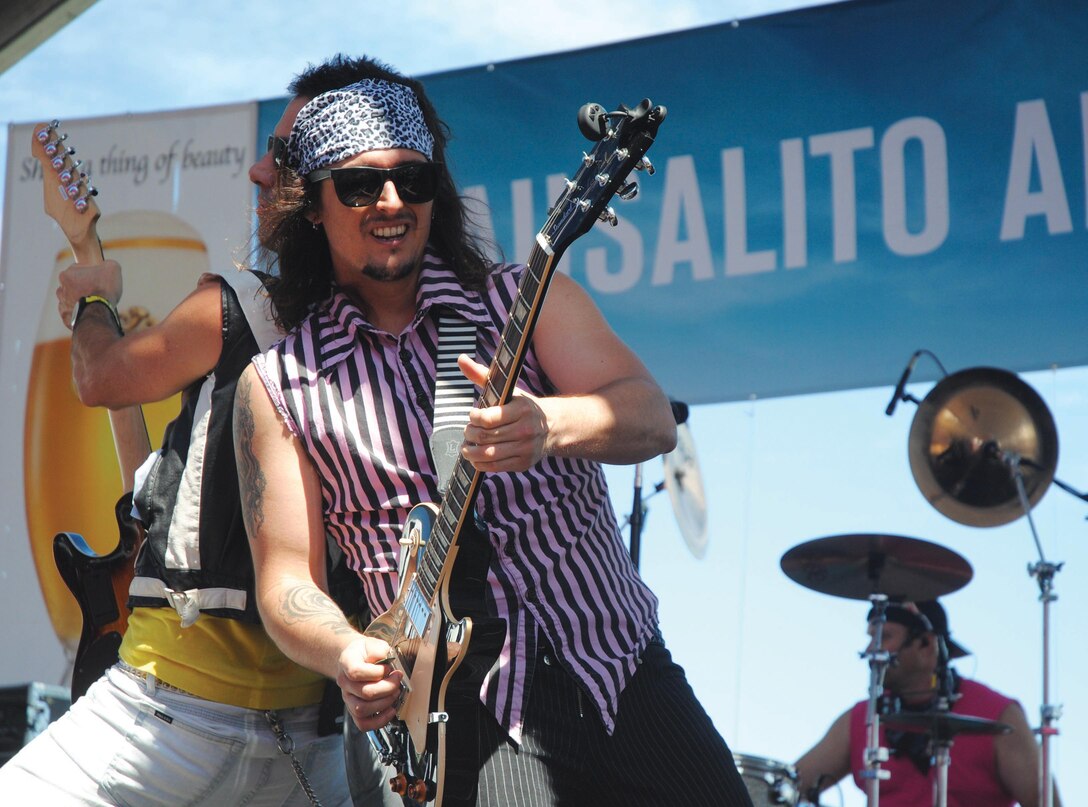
[
  {"xmin": 57, "ymin": 258, "xmax": 151, "ymax": 490},
  {"xmin": 33, "ymin": 121, "xmax": 152, "ymax": 489}
]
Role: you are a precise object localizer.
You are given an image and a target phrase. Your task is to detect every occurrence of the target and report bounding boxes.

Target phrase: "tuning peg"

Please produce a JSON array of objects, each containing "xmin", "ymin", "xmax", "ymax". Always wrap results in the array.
[
  {"xmin": 50, "ymin": 147, "xmax": 75, "ymax": 170},
  {"xmin": 44, "ymin": 133, "xmax": 69, "ymax": 157},
  {"xmin": 36, "ymin": 121, "xmax": 61, "ymax": 143},
  {"xmin": 74, "ymin": 185, "xmax": 97, "ymax": 213},
  {"xmin": 58, "ymin": 160, "xmax": 83, "ymax": 184},
  {"xmin": 577, "ymin": 103, "xmax": 608, "ymax": 141},
  {"xmin": 634, "ymin": 156, "xmax": 655, "ymax": 175},
  {"xmin": 598, "ymin": 207, "xmax": 618, "ymax": 226},
  {"xmin": 617, "ymin": 181, "xmax": 638, "ymax": 201}
]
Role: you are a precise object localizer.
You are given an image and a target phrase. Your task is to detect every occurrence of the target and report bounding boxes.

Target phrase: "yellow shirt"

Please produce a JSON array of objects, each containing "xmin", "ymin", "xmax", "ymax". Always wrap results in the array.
[{"xmin": 119, "ymin": 607, "xmax": 326, "ymax": 709}]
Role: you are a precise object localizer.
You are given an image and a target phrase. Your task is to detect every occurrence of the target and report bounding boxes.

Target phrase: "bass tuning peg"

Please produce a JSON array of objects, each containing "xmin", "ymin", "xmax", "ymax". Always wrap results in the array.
[{"xmin": 577, "ymin": 103, "xmax": 608, "ymax": 141}]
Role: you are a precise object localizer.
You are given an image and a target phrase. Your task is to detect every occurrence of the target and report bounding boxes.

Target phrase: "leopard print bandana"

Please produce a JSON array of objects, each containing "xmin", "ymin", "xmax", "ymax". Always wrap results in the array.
[{"xmin": 287, "ymin": 78, "xmax": 434, "ymax": 176}]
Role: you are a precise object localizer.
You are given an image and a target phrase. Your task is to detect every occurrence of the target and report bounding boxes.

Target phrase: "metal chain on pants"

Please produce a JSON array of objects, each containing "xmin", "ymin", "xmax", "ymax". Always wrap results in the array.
[{"xmin": 265, "ymin": 710, "xmax": 324, "ymax": 807}]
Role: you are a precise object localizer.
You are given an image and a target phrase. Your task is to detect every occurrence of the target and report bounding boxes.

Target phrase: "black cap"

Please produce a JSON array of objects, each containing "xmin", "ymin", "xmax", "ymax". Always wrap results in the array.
[{"xmin": 867, "ymin": 599, "xmax": 970, "ymax": 659}]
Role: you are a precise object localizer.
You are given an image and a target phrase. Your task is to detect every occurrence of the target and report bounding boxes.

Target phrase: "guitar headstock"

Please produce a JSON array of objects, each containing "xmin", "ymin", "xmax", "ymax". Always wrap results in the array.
[
  {"xmin": 31, "ymin": 120, "xmax": 102, "ymax": 263},
  {"xmin": 541, "ymin": 99, "xmax": 667, "ymax": 257}
]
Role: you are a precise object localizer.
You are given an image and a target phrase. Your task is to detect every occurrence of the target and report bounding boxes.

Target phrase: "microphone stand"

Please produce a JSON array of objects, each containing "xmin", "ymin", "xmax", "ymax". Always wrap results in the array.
[
  {"xmin": 626, "ymin": 399, "xmax": 689, "ymax": 571},
  {"xmin": 1001, "ymin": 452, "xmax": 1062, "ymax": 807},
  {"xmin": 862, "ymin": 594, "xmax": 892, "ymax": 807},
  {"xmin": 930, "ymin": 636, "xmax": 956, "ymax": 807}
]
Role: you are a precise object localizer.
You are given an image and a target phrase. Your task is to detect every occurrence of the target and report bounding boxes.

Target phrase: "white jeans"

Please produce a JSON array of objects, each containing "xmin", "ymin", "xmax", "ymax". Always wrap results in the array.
[{"xmin": 0, "ymin": 664, "xmax": 353, "ymax": 806}]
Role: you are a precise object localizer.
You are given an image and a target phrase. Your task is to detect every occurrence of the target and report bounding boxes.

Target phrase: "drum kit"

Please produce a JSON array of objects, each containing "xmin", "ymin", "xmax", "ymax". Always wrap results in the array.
[{"xmin": 730, "ymin": 364, "xmax": 1082, "ymax": 807}]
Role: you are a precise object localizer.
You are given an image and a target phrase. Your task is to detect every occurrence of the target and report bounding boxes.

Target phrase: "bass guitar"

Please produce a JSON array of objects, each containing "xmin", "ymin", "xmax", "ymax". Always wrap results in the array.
[
  {"xmin": 31, "ymin": 120, "xmax": 152, "ymax": 701},
  {"xmin": 364, "ymin": 98, "xmax": 667, "ymax": 805}
]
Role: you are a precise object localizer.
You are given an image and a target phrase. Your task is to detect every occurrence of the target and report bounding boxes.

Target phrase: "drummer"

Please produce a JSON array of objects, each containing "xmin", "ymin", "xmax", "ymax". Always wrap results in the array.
[{"xmin": 794, "ymin": 599, "xmax": 1060, "ymax": 806}]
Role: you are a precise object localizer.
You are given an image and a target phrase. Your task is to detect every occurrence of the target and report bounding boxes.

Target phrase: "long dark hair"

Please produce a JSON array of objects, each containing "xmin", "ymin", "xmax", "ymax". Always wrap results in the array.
[{"xmin": 259, "ymin": 55, "xmax": 493, "ymax": 332}]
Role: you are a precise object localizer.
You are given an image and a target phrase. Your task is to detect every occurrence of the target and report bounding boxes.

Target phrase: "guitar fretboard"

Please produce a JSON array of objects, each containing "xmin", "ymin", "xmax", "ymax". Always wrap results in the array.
[{"xmin": 413, "ymin": 243, "xmax": 556, "ymax": 600}]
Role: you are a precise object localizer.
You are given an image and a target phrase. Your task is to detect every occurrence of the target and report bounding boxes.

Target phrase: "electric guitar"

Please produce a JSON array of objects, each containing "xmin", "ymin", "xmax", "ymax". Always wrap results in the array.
[
  {"xmin": 31, "ymin": 120, "xmax": 152, "ymax": 701},
  {"xmin": 363, "ymin": 98, "xmax": 667, "ymax": 806}
]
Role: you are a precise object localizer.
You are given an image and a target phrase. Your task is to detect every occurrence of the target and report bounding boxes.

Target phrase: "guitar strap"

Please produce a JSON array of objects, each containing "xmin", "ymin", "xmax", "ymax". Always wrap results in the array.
[
  {"xmin": 396, "ymin": 311, "xmax": 476, "ymax": 590},
  {"xmin": 429, "ymin": 310, "xmax": 477, "ymax": 493}
]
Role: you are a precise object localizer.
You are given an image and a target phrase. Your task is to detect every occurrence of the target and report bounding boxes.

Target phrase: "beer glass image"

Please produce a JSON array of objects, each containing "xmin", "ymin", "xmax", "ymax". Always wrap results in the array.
[{"xmin": 23, "ymin": 209, "xmax": 211, "ymax": 659}]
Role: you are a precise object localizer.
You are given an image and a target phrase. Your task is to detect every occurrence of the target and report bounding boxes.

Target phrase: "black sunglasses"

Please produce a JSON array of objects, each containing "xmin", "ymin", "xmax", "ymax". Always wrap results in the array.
[
  {"xmin": 266, "ymin": 135, "xmax": 290, "ymax": 168},
  {"xmin": 306, "ymin": 162, "xmax": 442, "ymax": 207}
]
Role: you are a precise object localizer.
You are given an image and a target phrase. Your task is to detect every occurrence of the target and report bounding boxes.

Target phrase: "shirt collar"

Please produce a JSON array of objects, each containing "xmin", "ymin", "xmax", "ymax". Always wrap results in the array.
[{"xmin": 312, "ymin": 249, "xmax": 491, "ymax": 369}]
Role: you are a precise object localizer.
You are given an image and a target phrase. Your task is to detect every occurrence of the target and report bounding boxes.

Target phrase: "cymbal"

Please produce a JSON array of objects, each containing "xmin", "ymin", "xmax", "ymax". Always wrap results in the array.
[
  {"xmin": 780, "ymin": 534, "xmax": 972, "ymax": 601},
  {"xmin": 662, "ymin": 422, "xmax": 708, "ymax": 559},
  {"xmin": 908, "ymin": 367, "xmax": 1058, "ymax": 527},
  {"xmin": 883, "ymin": 711, "xmax": 1011, "ymax": 739}
]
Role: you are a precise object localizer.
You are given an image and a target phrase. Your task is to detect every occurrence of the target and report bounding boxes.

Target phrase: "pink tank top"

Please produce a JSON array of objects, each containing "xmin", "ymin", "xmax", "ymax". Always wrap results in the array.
[{"xmin": 849, "ymin": 679, "xmax": 1016, "ymax": 806}]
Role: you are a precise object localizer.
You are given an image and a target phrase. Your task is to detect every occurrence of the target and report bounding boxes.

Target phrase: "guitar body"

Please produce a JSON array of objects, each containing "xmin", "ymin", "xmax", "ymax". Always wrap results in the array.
[
  {"xmin": 366, "ymin": 504, "xmax": 505, "ymax": 806},
  {"xmin": 53, "ymin": 492, "xmax": 143, "ymax": 700}
]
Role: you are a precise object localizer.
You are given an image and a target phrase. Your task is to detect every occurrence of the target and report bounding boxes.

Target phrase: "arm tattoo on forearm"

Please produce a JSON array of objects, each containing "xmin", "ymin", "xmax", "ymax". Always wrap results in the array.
[
  {"xmin": 280, "ymin": 585, "xmax": 357, "ymax": 636},
  {"xmin": 234, "ymin": 373, "xmax": 266, "ymax": 535}
]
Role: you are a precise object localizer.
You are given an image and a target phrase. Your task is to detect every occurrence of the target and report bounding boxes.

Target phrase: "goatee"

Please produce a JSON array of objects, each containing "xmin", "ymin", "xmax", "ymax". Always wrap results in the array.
[{"xmin": 361, "ymin": 254, "xmax": 422, "ymax": 283}]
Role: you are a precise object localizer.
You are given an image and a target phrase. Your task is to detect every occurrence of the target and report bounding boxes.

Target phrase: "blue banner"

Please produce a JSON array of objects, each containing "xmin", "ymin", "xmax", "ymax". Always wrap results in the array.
[{"xmin": 259, "ymin": 0, "xmax": 1088, "ymax": 404}]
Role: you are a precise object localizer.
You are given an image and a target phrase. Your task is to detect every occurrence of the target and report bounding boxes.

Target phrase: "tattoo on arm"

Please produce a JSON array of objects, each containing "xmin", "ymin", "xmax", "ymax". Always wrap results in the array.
[
  {"xmin": 235, "ymin": 373, "xmax": 266, "ymax": 536},
  {"xmin": 280, "ymin": 584, "xmax": 357, "ymax": 636}
]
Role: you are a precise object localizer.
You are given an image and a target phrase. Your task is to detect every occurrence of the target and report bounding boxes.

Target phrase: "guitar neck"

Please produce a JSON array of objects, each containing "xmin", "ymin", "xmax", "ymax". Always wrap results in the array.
[
  {"xmin": 32, "ymin": 121, "xmax": 151, "ymax": 492},
  {"xmin": 70, "ymin": 211, "xmax": 149, "ymax": 490},
  {"xmin": 413, "ymin": 242, "xmax": 558, "ymax": 600},
  {"xmin": 69, "ymin": 222, "xmax": 105, "ymax": 265},
  {"xmin": 107, "ymin": 407, "xmax": 152, "ymax": 494},
  {"xmin": 408, "ymin": 98, "xmax": 666, "ymax": 603}
]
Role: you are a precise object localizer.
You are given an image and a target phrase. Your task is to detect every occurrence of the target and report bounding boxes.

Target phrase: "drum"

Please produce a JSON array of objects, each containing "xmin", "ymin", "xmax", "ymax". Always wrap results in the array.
[{"xmin": 733, "ymin": 753, "xmax": 800, "ymax": 807}]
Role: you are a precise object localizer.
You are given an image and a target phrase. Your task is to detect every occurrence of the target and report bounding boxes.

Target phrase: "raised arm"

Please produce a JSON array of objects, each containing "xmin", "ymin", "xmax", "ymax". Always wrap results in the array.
[
  {"xmin": 233, "ymin": 364, "xmax": 401, "ymax": 730},
  {"xmin": 460, "ymin": 271, "xmax": 676, "ymax": 473},
  {"xmin": 994, "ymin": 701, "xmax": 1062, "ymax": 807},
  {"xmin": 58, "ymin": 260, "xmax": 223, "ymax": 409}
]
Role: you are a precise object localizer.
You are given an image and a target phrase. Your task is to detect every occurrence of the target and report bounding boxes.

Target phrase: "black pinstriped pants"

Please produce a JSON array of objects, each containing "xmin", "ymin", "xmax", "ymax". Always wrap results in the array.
[{"xmin": 472, "ymin": 635, "xmax": 754, "ymax": 807}]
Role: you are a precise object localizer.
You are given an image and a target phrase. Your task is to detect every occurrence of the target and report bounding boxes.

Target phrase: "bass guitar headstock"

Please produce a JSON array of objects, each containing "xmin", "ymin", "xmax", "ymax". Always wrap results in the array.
[
  {"xmin": 31, "ymin": 120, "xmax": 102, "ymax": 263},
  {"xmin": 541, "ymin": 98, "xmax": 667, "ymax": 258}
]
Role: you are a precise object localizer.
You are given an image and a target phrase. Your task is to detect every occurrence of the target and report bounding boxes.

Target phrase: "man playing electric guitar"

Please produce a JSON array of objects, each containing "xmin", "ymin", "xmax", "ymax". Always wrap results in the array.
[{"xmin": 235, "ymin": 56, "xmax": 753, "ymax": 806}]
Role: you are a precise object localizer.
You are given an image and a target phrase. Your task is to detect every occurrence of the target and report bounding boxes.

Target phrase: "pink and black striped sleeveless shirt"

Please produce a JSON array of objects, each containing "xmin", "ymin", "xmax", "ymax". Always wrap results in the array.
[{"xmin": 254, "ymin": 253, "xmax": 659, "ymax": 740}]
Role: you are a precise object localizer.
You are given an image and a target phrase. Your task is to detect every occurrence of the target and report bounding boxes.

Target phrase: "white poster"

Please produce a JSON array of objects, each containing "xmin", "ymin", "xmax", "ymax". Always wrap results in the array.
[{"xmin": 0, "ymin": 102, "xmax": 257, "ymax": 686}]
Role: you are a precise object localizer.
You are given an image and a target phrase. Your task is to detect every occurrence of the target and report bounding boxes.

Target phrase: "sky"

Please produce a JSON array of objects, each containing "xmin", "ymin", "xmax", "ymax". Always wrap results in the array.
[{"xmin": 2, "ymin": 2, "xmax": 1086, "ymax": 806}]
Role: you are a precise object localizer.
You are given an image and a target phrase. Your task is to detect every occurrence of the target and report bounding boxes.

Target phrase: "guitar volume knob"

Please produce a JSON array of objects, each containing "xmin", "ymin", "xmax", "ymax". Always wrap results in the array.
[{"xmin": 388, "ymin": 773, "xmax": 408, "ymax": 795}]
